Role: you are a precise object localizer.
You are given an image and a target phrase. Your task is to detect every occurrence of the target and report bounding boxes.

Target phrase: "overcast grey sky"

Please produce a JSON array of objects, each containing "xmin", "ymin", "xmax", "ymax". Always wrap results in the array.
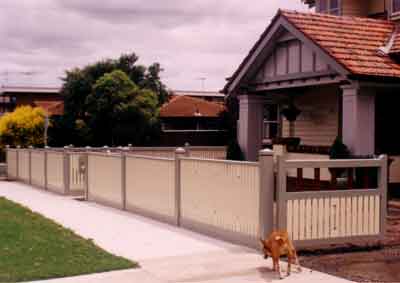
[{"xmin": 0, "ymin": 1, "xmax": 307, "ymax": 91}]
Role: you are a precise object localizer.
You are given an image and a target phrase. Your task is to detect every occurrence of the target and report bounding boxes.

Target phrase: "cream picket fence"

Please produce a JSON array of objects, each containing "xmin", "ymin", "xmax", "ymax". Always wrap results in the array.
[
  {"xmin": 180, "ymin": 158, "xmax": 264, "ymax": 247},
  {"xmin": 125, "ymin": 155, "xmax": 176, "ymax": 224},
  {"xmin": 87, "ymin": 153, "xmax": 123, "ymax": 209}
]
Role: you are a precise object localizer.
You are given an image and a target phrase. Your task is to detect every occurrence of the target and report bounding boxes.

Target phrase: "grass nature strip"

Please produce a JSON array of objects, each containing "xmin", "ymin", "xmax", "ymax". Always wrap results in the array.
[{"xmin": 0, "ymin": 197, "xmax": 137, "ymax": 282}]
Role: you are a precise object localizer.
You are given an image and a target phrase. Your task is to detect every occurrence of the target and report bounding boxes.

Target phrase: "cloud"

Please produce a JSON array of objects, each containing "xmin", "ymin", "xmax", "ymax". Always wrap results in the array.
[{"xmin": 0, "ymin": 0, "xmax": 307, "ymax": 90}]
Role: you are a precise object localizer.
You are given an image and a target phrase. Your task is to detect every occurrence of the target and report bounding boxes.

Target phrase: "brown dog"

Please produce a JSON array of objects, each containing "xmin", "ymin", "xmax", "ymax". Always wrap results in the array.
[{"xmin": 260, "ymin": 230, "xmax": 301, "ymax": 279}]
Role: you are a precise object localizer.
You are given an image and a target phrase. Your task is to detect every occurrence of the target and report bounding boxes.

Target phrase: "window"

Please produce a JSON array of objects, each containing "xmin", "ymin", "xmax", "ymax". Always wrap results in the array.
[
  {"xmin": 318, "ymin": 0, "xmax": 340, "ymax": 15},
  {"xmin": 263, "ymin": 104, "xmax": 280, "ymax": 142},
  {"xmin": 394, "ymin": 0, "xmax": 400, "ymax": 13}
]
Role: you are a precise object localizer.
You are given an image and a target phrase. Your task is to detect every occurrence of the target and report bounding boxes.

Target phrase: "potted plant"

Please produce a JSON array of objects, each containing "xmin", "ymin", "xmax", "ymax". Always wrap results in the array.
[{"xmin": 281, "ymin": 104, "xmax": 301, "ymax": 122}]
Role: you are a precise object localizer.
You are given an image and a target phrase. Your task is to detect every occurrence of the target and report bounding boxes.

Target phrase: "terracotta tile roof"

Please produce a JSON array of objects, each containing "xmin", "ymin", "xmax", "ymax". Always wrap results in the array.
[
  {"xmin": 281, "ymin": 10, "xmax": 400, "ymax": 78},
  {"xmin": 391, "ymin": 31, "xmax": 400, "ymax": 54},
  {"xmin": 160, "ymin": 96, "xmax": 225, "ymax": 118},
  {"xmin": 34, "ymin": 101, "xmax": 64, "ymax": 116}
]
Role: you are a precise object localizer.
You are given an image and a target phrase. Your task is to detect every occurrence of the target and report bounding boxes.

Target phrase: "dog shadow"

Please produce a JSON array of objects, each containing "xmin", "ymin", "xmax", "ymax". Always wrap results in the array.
[
  {"xmin": 256, "ymin": 266, "xmax": 282, "ymax": 281},
  {"xmin": 256, "ymin": 265, "xmax": 303, "ymax": 281}
]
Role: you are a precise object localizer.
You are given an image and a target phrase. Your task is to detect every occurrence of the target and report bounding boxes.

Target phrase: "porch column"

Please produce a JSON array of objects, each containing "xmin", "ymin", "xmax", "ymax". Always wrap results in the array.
[
  {"xmin": 238, "ymin": 95, "xmax": 265, "ymax": 161},
  {"xmin": 341, "ymin": 85, "xmax": 375, "ymax": 155}
]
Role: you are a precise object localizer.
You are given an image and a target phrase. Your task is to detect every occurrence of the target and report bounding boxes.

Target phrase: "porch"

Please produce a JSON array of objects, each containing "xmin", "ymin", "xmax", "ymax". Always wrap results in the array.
[{"xmin": 236, "ymin": 82, "xmax": 400, "ymax": 186}]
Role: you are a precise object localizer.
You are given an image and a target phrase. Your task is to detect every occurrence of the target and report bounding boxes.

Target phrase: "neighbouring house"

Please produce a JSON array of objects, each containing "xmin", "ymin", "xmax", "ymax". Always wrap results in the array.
[
  {"xmin": 223, "ymin": 0, "xmax": 400, "ymax": 185},
  {"xmin": 159, "ymin": 93, "xmax": 227, "ymax": 146},
  {"xmin": 0, "ymin": 85, "xmax": 63, "ymax": 116}
]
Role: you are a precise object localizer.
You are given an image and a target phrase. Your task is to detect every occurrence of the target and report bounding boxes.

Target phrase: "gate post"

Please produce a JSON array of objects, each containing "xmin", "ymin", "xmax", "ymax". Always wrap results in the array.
[
  {"xmin": 259, "ymin": 149, "xmax": 274, "ymax": 239},
  {"xmin": 379, "ymin": 154, "xmax": 388, "ymax": 242},
  {"xmin": 175, "ymin": 147, "xmax": 186, "ymax": 226}
]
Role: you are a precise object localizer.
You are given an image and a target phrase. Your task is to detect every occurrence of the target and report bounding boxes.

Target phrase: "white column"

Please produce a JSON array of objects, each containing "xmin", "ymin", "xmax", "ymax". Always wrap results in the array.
[
  {"xmin": 238, "ymin": 95, "xmax": 265, "ymax": 161},
  {"xmin": 342, "ymin": 85, "xmax": 375, "ymax": 155}
]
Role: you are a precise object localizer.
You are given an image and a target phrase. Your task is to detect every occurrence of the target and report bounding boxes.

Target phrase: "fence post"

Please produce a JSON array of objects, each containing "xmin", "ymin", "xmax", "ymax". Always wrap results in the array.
[
  {"xmin": 259, "ymin": 149, "xmax": 275, "ymax": 239},
  {"xmin": 175, "ymin": 147, "xmax": 186, "ymax": 226},
  {"xmin": 28, "ymin": 147, "xmax": 33, "ymax": 185},
  {"xmin": 44, "ymin": 148, "xmax": 48, "ymax": 190},
  {"xmin": 121, "ymin": 152, "xmax": 127, "ymax": 210},
  {"xmin": 184, "ymin": 142, "xmax": 191, "ymax": 157},
  {"xmin": 84, "ymin": 148, "xmax": 90, "ymax": 201},
  {"xmin": 276, "ymin": 155, "xmax": 287, "ymax": 230},
  {"xmin": 379, "ymin": 154, "xmax": 388, "ymax": 242},
  {"xmin": 63, "ymin": 150, "xmax": 70, "ymax": 195}
]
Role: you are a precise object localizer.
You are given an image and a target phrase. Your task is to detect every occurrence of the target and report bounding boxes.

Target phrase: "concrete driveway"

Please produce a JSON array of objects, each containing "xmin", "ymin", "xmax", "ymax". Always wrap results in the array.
[{"xmin": 0, "ymin": 182, "xmax": 353, "ymax": 283}]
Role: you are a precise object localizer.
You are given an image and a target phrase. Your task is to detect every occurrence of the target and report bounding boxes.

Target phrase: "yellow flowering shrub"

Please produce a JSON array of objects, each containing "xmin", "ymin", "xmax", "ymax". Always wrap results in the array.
[{"xmin": 0, "ymin": 106, "xmax": 46, "ymax": 147}]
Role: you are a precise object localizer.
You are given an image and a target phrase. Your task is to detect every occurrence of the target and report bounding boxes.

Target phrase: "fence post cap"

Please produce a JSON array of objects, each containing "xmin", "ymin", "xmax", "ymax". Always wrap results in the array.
[
  {"xmin": 175, "ymin": 147, "xmax": 186, "ymax": 154},
  {"xmin": 259, "ymin": 148, "xmax": 273, "ymax": 156}
]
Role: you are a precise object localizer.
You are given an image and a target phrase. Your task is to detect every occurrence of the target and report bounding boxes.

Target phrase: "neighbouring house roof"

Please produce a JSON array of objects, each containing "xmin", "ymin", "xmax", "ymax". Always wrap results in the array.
[
  {"xmin": 34, "ymin": 101, "xmax": 64, "ymax": 116},
  {"xmin": 159, "ymin": 96, "xmax": 225, "ymax": 118},
  {"xmin": 0, "ymin": 85, "xmax": 61, "ymax": 94},
  {"xmin": 172, "ymin": 90, "xmax": 225, "ymax": 98},
  {"xmin": 223, "ymin": 10, "xmax": 400, "ymax": 94}
]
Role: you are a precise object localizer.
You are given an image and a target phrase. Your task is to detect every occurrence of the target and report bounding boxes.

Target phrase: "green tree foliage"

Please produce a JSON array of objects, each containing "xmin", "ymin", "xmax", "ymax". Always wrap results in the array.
[
  {"xmin": 61, "ymin": 53, "xmax": 168, "ymax": 119},
  {"xmin": 0, "ymin": 106, "xmax": 46, "ymax": 147},
  {"xmin": 85, "ymin": 70, "xmax": 159, "ymax": 146}
]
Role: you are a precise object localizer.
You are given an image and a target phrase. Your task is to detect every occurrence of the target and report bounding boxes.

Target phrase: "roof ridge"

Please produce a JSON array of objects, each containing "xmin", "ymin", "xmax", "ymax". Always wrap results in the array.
[{"xmin": 280, "ymin": 9, "xmax": 393, "ymax": 25}]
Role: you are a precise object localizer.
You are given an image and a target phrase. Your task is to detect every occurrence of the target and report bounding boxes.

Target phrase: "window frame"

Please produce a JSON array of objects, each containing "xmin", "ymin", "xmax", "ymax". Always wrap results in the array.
[
  {"xmin": 317, "ymin": 0, "xmax": 341, "ymax": 15},
  {"xmin": 393, "ymin": 0, "xmax": 400, "ymax": 15},
  {"xmin": 263, "ymin": 104, "xmax": 281, "ymax": 142}
]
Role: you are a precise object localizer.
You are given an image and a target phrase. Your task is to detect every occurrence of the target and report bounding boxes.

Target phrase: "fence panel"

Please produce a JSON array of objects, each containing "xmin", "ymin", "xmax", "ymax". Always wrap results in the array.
[
  {"xmin": 180, "ymin": 158, "xmax": 260, "ymax": 247},
  {"xmin": 30, "ymin": 151, "xmax": 46, "ymax": 188},
  {"xmin": 87, "ymin": 153, "xmax": 123, "ymax": 209},
  {"xmin": 6, "ymin": 149, "xmax": 17, "ymax": 179},
  {"xmin": 69, "ymin": 153, "xmax": 86, "ymax": 194},
  {"xmin": 46, "ymin": 151, "xmax": 65, "ymax": 193},
  {"xmin": 277, "ymin": 156, "xmax": 387, "ymax": 248},
  {"xmin": 125, "ymin": 155, "xmax": 176, "ymax": 224},
  {"xmin": 17, "ymin": 150, "xmax": 30, "ymax": 183},
  {"xmin": 189, "ymin": 147, "xmax": 226, "ymax": 160}
]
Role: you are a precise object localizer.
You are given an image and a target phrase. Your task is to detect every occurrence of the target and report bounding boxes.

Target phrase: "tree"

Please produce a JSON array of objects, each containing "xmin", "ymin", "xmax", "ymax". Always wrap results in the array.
[
  {"xmin": 85, "ymin": 70, "xmax": 160, "ymax": 146},
  {"xmin": 54, "ymin": 52, "xmax": 168, "ymax": 146},
  {"xmin": 0, "ymin": 106, "xmax": 46, "ymax": 147},
  {"xmin": 61, "ymin": 52, "xmax": 168, "ymax": 120}
]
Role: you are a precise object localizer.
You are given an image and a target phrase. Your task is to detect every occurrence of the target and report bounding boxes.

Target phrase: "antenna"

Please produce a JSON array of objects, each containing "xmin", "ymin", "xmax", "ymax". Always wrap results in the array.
[
  {"xmin": 196, "ymin": 77, "xmax": 206, "ymax": 91},
  {"xmin": 0, "ymin": 70, "xmax": 41, "ymax": 86}
]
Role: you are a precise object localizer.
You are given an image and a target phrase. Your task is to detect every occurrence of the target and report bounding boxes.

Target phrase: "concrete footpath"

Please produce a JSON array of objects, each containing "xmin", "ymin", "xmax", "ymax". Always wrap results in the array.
[{"xmin": 0, "ymin": 182, "xmax": 353, "ymax": 283}]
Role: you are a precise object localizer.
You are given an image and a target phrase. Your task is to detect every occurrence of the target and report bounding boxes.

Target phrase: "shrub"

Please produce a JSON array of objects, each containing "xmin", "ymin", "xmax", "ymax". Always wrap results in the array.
[
  {"xmin": 329, "ymin": 137, "xmax": 350, "ymax": 159},
  {"xmin": 0, "ymin": 106, "xmax": 46, "ymax": 147},
  {"xmin": 226, "ymin": 139, "xmax": 245, "ymax": 161}
]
